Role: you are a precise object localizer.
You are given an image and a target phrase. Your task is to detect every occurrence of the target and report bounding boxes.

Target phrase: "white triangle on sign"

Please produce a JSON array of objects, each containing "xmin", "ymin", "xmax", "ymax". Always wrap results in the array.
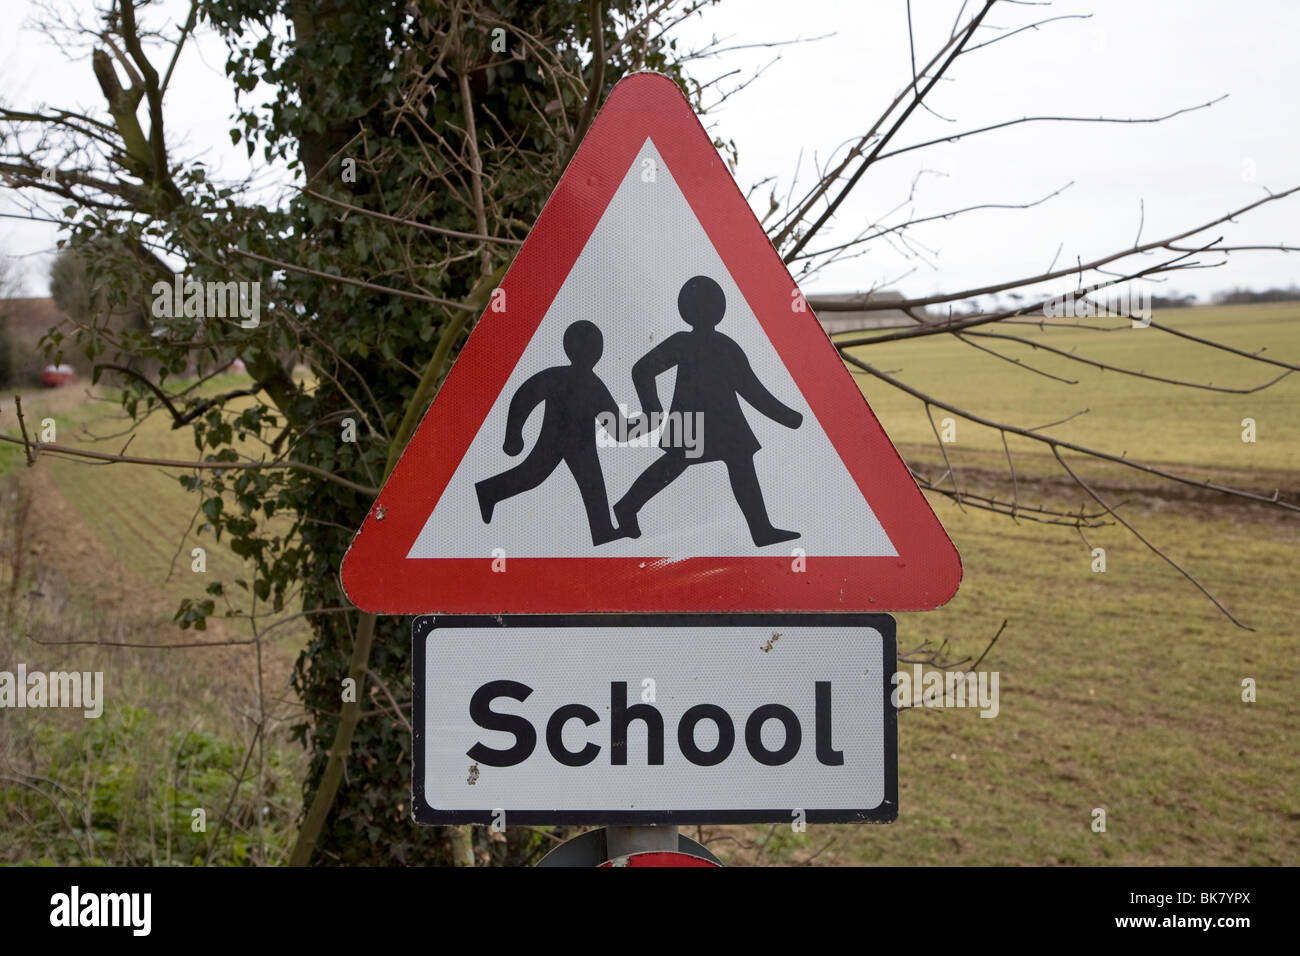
[{"xmin": 407, "ymin": 138, "xmax": 897, "ymax": 560}]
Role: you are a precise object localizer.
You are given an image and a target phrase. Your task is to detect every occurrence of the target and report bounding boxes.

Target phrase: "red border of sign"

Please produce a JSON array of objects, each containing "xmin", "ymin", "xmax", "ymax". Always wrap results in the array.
[{"xmin": 340, "ymin": 72, "xmax": 961, "ymax": 613}]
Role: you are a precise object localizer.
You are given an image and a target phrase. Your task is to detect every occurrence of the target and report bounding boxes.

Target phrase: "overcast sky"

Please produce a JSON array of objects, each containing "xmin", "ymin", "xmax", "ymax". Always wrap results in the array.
[{"xmin": 3, "ymin": 0, "xmax": 1297, "ymax": 303}]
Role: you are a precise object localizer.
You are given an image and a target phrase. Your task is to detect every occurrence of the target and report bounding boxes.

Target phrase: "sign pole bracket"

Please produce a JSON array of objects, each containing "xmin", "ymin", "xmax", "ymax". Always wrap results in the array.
[{"xmin": 605, "ymin": 824, "xmax": 679, "ymax": 860}]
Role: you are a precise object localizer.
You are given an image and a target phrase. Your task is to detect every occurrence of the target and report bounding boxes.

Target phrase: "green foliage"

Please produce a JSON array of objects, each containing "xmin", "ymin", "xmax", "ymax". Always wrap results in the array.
[
  {"xmin": 0, "ymin": 707, "xmax": 298, "ymax": 866},
  {"xmin": 0, "ymin": 412, "xmax": 72, "ymax": 478}
]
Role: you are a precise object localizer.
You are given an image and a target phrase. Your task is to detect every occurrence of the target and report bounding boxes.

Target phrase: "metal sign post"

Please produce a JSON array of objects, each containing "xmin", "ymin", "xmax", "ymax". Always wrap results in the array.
[
  {"xmin": 604, "ymin": 826, "xmax": 678, "ymax": 858},
  {"xmin": 535, "ymin": 827, "xmax": 721, "ymax": 867}
]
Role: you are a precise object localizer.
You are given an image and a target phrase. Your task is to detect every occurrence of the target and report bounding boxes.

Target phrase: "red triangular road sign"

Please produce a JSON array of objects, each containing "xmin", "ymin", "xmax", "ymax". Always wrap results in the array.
[{"xmin": 341, "ymin": 73, "xmax": 960, "ymax": 614}]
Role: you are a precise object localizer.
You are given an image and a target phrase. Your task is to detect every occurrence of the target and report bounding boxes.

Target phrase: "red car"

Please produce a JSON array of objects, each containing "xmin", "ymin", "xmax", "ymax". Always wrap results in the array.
[{"xmin": 41, "ymin": 364, "xmax": 75, "ymax": 387}]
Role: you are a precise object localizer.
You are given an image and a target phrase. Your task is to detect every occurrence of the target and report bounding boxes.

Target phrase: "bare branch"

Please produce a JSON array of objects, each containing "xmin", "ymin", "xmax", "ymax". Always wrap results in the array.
[
  {"xmin": 780, "ymin": 1, "xmax": 998, "ymax": 260},
  {"xmin": 230, "ymin": 249, "xmax": 477, "ymax": 313},
  {"xmin": 871, "ymin": 97, "xmax": 1227, "ymax": 165},
  {"xmin": 964, "ymin": 330, "xmax": 1295, "ymax": 392},
  {"xmin": 560, "ymin": 0, "xmax": 605, "ymax": 172},
  {"xmin": 0, "ymin": 432, "xmax": 379, "ymax": 497},
  {"xmin": 93, "ymin": 363, "xmax": 266, "ymax": 428},
  {"xmin": 302, "ymin": 189, "xmax": 522, "ymax": 245},
  {"xmin": 1052, "ymin": 448, "xmax": 1251, "ymax": 630},
  {"xmin": 841, "ymin": 355, "xmax": 1298, "ymax": 513},
  {"xmin": 819, "ymin": 186, "xmax": 1300, "ymax": 315}
]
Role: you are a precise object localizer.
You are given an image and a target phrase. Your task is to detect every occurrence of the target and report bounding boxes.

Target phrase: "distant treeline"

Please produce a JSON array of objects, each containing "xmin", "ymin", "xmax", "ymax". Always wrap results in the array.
[
  {"xmin": 1211, "ymin": 285, "xmax": 1300, "ymax": 305},
  {"xmin": 1090, "ymin": 286, "xmax": 1300, "ymax": 310},
  {"xmin": 955, "ymin": 284, "xmax": 1300, "ymax": 316}
]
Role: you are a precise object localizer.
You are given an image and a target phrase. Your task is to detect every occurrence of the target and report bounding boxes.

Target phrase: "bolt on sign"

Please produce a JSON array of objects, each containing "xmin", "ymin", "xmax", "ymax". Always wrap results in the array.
[
  {"xmin": 340, "ymin": 72, "xmax": 961, "ymax": 835},
  {"xmin": 340, "ymin": 72, "xmax": 961, "ymax": 615}
]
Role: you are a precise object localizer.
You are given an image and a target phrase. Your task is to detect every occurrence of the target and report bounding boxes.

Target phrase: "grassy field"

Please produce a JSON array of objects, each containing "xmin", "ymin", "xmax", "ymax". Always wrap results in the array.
[
  {"xmin": 851, "ymin": 302, "xmax": 1300, "ymax": 474},
  {"xmin": 0, "ymin": 380, "xmax": 306, "ymax": 865},
  {"xmin": 705, "ymin": 302, "xmax": 1300, "ymax": 865},
  {"xmin": 2, "ymin": 303, "xmax": 1297, "ymax": 865}
]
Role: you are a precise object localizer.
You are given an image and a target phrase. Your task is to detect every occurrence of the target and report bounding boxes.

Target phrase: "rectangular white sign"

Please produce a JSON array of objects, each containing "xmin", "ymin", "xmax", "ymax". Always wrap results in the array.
[{"xmin": 412, "ymin": 614, "xmax": 897, "ymax": 825}]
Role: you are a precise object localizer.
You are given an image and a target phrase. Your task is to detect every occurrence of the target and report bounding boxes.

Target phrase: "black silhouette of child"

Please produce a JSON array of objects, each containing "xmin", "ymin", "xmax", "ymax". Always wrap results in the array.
[
  {"xmin": 475, "ymin": 320, "xmax": 632, "ymax": 546},
  {"xmin": 613, "ymin": 275, "xmax": 803, "ymax": 546}
]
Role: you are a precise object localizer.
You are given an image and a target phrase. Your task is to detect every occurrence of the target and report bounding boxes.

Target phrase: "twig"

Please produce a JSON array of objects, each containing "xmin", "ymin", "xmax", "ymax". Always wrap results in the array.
[
  {"xmin": 0, "ymin": 773, "xmax": 90, "ymax": 859},
  {"xmin": 844, "ymin": 356, "xmax": 1297, "ymax": 513},
  {"xmin": 364, "ymin": 666, "xmax": 413, "ymax": 733},
  {"xmin": 0, "ymin": 432, "xmax": 379, "ymax": 497},
  {"xmin": 1052, "ymin": 447, "xmax": 1251, "ymax": 629},
  {"xmin": 231, "ymin": 249, "xmax": 476, "ymax": 313},
  {"xmin": 93, "ymin": 363, "xmax": 265, "ymax": 428},
  {"xmin": 13, "ymin": 395, "xmax": 36, "ymax": 465},
  {"xmin": 204, "ymin": 723, "xmax": 264, "ymax": 866},
  {"xmin": 561, "ymin": 0, "xmax": 605, "ymax": 171},
  {"xmin": 302, "ymin": 189, "xmax": 522, "ymax": 245}
]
